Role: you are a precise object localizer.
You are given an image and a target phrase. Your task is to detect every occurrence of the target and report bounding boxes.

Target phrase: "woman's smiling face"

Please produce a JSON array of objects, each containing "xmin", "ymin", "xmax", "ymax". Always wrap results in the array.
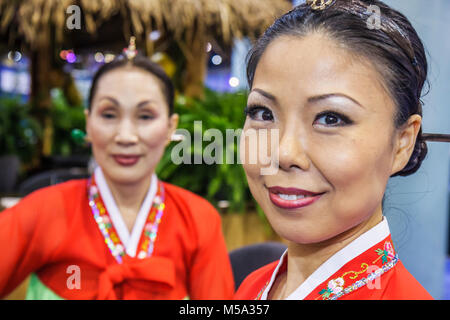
[
  {"xmin": 86, "ymin": 66, "xmax": 178, "ymax": 186},
  {"xmin": 241, "ymin": 33, "xmax": 405, "ymax": 244}
]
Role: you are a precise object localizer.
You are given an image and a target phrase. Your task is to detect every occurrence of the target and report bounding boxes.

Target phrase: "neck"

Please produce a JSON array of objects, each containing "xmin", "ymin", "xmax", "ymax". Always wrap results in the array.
[
  {"xmin": 102, "ymin": 173, "xmax": 153, "ymax": 232},
  {"xmin": 282, "ymin": 207, "xmax": 383, "ymax": 299}
]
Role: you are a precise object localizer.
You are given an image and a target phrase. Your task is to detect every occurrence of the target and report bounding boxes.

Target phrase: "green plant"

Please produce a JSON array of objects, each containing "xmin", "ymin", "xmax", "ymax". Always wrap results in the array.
[
  {"xmin": 156, "ymin": 87, "xmax": 256, "ymax": 214},
  {"xmin": 50, "ymin": 88, "xmax": 87, "ymax": 156},
  {"xmin": 0, "ymin": 96, "xmax": 41, "ymax": 163}
]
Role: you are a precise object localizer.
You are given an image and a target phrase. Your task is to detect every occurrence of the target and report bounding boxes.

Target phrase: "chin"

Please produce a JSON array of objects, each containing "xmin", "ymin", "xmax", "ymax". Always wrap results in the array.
[
  {"xmin": 261, "ymin": 211, "xmax": 313, "ymax": 244},
  {"xmin": 262, "ymin": 207, "xmax": 344, "ymax": 245},
  {"xmin": 273, "ymin": 223, "xmax": 333, "ymax": 245},
  {"xmin": 107, "ymin": 174, "xmax": 140, "ymax": 186},
  {"xmin": 104, "ymin": 167, "xmax": 153, "ymax": 186}
]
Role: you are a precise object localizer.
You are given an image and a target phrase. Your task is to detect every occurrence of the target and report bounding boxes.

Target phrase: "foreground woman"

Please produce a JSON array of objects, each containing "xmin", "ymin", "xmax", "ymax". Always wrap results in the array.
[
  {"xmin": 0, "ymin": 41, "xmax": 234, "ymax": 300},
  {"xmin": 235, "ymin": 0, "xmax": 433, "ymax": 300}
]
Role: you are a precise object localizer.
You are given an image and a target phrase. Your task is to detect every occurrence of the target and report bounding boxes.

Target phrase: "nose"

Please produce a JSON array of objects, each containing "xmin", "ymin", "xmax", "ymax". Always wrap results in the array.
[
  {"xmin": 277, "ymin": 127, "xmax": 310, "ymax": 172},
  {"xmin": 114, "ymin": 118, "xmax": 139, "ymax": 146}
]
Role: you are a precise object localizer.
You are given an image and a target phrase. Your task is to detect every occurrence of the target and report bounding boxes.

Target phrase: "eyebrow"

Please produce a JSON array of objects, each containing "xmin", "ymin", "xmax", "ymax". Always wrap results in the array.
[
  {"xmin": 251, "ymin": 89, "xmax": 363, "ymax": 109},
  {"xmin": 307, "ymin": 93, "xmax": 364, "ymax": 108},
  {"xmin": 250, "ymin": 88, "xmax": 278, "ymax": 103},
  {"xmin": 97, "ymin": 96, "xmax": 155, "ymax": 109}
]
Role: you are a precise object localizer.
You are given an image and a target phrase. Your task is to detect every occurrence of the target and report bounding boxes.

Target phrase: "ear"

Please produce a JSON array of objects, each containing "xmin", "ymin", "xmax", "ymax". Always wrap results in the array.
[
  {"xmin": 166, "ymin": 113, "xmax": 179, "ymax": 146},
  {"xmin": 391, "ymin": 114, "xmax": 422, "ymax": 175}
]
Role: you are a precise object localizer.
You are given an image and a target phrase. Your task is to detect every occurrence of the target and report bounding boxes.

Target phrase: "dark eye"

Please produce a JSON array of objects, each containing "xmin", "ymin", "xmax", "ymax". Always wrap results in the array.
[
  {"xmin": 313, "ymin": 111, "xmax": 352, "ymax": 127},
  {"xmin": 101, "ymin": 112, "xmax": 116, "ymax": 119},
  {"xmin": 139, "ymin": 114, "xmax": 154, "ymax": 120},
  {"xmin": 244, "ymin": 105, "xmax": 274, "ymax": 122}
]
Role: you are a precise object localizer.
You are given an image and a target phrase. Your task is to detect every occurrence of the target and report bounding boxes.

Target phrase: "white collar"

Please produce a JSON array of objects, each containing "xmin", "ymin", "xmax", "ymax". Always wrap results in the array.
[
  {"xmin": 260, "ymin": 217, "xmax": 391, "ymax": 300},
  {"xmin": 94, "ymin": 166, "xmax": 157, "ymax": 258}
]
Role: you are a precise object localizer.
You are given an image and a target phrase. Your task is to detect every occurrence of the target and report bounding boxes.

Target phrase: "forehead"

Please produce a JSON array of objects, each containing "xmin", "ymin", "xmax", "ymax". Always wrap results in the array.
[
  {"xmin": 253, "ymin": 33, "xmax": 393, "ymax": 109},
  {"xmin": 94, "ymin": 66, "xmax": 165, "ymax": 102}
]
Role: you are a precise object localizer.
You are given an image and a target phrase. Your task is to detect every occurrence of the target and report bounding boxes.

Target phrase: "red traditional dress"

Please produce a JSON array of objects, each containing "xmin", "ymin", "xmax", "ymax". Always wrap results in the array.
[
  {"xmin": 235, "ymin": 218, "xmax": 432, "ymax": 300},
  {"xmin": 0, "ymin": 167, "xmax": 234, "ymax": 300}
]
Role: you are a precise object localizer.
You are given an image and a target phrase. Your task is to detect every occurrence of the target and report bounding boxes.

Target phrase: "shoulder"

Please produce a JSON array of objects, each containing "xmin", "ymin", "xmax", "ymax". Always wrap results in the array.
[
  {"xmin": 24, "ymin": 178, "xmax": 86, "ymax": 196},
  {"xmin": 161, "ymin": 182, "xmax": 224, "ymax": 250},
  {"xmin": 234, "ymin": 261, "xmax": 279, "ymax": 300},
  {"xmin": 162, "ymin": 181, "xmax": 220, "ymax": 220},
  {"xmin": 9, "ymin": 179, "xmax": 87, "ymax": 210},
  {"xmin": 0, "ymin": 179, "xmax": 88, "ymax": 243},
  {"xmin": 380, "ymin": 260, "xmax": 434, "ymax": 300}
]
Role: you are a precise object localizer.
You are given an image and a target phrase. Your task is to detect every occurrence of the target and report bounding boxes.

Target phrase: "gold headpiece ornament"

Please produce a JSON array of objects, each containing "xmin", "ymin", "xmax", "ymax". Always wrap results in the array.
[
  {"xmin": 306, "ymin": 0, "xmax": 335, "ymax": 10},
  {"xmin": 124, "ymin": 36, "xmax": 138, "ymax": 60}
]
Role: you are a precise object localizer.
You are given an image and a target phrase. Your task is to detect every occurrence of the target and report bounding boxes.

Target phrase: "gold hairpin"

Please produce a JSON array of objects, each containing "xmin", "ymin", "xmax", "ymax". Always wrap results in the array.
[
  {"xmin": 306, "ymin": 0, "xmax": 335, "ymax": 11},
  {"xmin": 124, "ymin": 36, "xmax": 137, "ymax": 60}
]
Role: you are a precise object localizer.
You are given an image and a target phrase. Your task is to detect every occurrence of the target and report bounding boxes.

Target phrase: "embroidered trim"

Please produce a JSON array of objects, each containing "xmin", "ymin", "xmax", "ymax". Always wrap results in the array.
[
  {"xmin": 254, "ymin": 239, "xmax": 398, "ymax": 300},
  {"xmin": 373, "ymin": 241, "xmax": 395, "ymax": 264},
  {"xmin": 87, "ymin": 177, "xmax": 166, "ymax": 263},
  {"xmin": 316, "ymin": 241, "xmax": 398, "ymax": 300},
  {"xmin": 328, "ymin": 255, "xmax": 398, "ymax": 300}
]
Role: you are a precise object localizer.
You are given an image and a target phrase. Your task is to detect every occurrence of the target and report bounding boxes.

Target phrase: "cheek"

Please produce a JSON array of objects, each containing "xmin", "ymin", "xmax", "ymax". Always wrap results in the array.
[
  {"xmin": 87, "ymin": 121, "xmax": 112, "ymax": 152},
  {"xmin": 315, "ymin": 133, "xmax": 394, "ymax": 202},
  {"xmin": 240, "ymin": 125, "xmax": 279, "ymax": 208},
  {"xmin": 239, "ymin": 125, "xmax": 272, "ymax": 180},
  {"xmin": 139, "ymin": 119, "xmax": 170, "ymax": 150}
]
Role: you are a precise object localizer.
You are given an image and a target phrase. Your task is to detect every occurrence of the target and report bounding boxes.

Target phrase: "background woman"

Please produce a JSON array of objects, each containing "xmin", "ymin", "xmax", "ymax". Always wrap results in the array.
[
  {"xmin": 0, "ymin": 43, "xmax": 234, "ymax": 300},
  {"xmin": 235, "ymin": 0, "xmax": 433, "ymax": 300}
]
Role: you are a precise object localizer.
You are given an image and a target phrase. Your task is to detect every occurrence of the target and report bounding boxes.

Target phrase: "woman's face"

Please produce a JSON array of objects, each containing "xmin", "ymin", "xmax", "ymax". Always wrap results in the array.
[
  {"xmin": 241, "ymin": 33, "xmax": 408, "ymax": 244},
  {"xmin": 86, "ymin": 66, "xmax": 178, "ymax": 186}
]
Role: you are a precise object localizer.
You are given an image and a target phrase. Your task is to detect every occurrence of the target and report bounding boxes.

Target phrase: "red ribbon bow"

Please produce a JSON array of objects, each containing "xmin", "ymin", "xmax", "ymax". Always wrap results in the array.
[{"xmin": 97, "ymin": 256, "xmax": 175, "ymax": 300}]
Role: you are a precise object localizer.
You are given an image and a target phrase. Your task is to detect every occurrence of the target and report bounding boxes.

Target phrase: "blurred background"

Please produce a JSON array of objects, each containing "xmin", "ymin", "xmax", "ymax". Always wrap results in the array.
[{"xmin": 0, "ymin": 0, "xmax": 448, "ymax": 299}]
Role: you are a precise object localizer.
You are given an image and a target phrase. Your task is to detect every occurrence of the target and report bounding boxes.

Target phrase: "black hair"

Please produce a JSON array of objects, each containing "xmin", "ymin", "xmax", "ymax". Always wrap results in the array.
[
  {"xmin": 246, "ymin": 0, "xmax": 429, "ymax": 177},
  {"xmin": 88, "ymin": 53, "xmax": 174, "ymax": 115}
]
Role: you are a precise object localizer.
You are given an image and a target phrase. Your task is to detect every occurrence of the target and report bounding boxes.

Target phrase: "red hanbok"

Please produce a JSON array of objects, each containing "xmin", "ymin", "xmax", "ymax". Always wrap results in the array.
[
  {"xmin": 235, "ymin": 219, "xmax": 432, "ymax": 300},
  {"xmin": 0, "ymin": 167, "xmax": 234, "ymax": 300}
]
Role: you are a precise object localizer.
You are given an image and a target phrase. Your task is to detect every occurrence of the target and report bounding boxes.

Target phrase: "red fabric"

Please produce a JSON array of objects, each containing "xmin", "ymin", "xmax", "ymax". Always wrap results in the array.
[
  {"xmin": 0, "ymin": 179, "xmax": 234, "ymax": 300},
  {"xmin": 234, "ymin": 261, "xmax": 279, "ymax": 300},
  {"xmin": 235, "ymin": 236, "xmax": 433, "ymax": 300},
  {"xmin": 97, "ymin": 256, "xmax": 175, "ymax": 300}
]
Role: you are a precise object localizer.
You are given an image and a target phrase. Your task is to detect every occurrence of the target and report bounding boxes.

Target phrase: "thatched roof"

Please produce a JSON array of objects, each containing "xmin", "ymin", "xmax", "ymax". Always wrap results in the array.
[{"xmin": 1, "ymin": 0, "xmax": 291, "ymax": 49}]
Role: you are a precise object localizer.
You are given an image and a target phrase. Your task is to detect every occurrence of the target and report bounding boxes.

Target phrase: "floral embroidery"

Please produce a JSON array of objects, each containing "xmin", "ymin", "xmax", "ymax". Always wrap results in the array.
[
  {"xmin": 329, "ymin": 255, "xmax": 398, "ymax": 300},
  {"xmin": 316, "ymin": 241, "xmax": 397, "ymax": 300},
  {"xmin": 374, "ymin": 241, "xmax": 395, "ymax": 264},
  {"xmin": 319, "ymin": 277, "xmax": 344, "ymax": 299},
  {"xmin": 254, "ymin": 239, "xmax": 398, "ymax": 300},
  {"xmin": 316, "ymin": 264, "xmax": 368, "ymax": 300}
]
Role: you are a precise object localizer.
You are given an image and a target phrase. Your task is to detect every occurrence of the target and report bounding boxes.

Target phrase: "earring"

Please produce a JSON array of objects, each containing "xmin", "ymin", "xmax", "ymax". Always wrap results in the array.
[
  {"xmin": 170, "ymin": 133, "xmax": 185, "ymax": 142},
  {"xmin": 71, "ymin": 129, "xmax": 89, "ymax": 146}
]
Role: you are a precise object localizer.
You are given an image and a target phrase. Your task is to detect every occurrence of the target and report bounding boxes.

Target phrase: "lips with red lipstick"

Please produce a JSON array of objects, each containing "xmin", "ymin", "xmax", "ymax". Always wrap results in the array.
[
  {"xmin": 267, "ymin": 186, "xmax": 324, "ymax": 209},
  {"xmin": 113, "ymin": 154, "xmax": 141, "ymax": 166}
]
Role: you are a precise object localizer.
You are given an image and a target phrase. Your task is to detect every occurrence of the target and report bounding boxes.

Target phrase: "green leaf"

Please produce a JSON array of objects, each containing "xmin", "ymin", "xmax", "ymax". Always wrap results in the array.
[
  {"xmin": 207, "ymin": 176, "xmax": 223, "ymax": 198},
  {"xmin": 157, "ymin": 88, "xmax": 256, "ymax": 215}
]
